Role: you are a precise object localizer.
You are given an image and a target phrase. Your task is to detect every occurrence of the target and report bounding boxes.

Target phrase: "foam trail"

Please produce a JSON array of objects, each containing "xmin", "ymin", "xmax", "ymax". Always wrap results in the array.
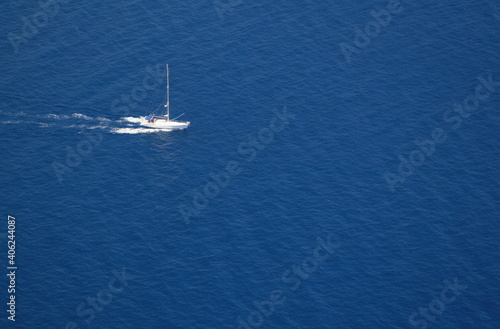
[
  {"xmin": 71, "ymin": 113, "xmax": 95, "ymax": 120},
  {"xmin": 121, "ymin": 117, "xmax": 143, "ymax": 123},
  {"xmin": 63, "ymin": 124, "xmax": 110, "ymax": 130},
  {"xmin": 2, "ymin": 112, "xmax": 112, "ymax": 121},
  {"xmin": 0, "ymin": 113, "xmax": 177, "ymax": 134},
  {"xmin": 1, "ymin": 120, "xmax": 52, "ymax": 127}
]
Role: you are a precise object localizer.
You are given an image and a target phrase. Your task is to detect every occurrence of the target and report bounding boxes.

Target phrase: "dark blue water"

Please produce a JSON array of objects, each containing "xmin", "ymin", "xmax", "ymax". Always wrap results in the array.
[{"xmin": 1, "ymin": 0, "xmax": 499, "ymax": 328}]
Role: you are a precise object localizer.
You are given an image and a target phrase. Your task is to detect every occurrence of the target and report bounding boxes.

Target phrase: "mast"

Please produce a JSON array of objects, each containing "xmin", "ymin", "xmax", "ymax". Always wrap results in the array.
[{"xmin": 166, "ymin": 64, "xmax": 170, "ymax": 120}]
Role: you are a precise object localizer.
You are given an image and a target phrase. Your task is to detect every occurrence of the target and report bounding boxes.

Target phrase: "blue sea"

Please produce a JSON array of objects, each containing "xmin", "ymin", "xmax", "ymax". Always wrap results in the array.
[{"xmin": 1, "ymin": 0, "xmax": 499, "ymax": 328}]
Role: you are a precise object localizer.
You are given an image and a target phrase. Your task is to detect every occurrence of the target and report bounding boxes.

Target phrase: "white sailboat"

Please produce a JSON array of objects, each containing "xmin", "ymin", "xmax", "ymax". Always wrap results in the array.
[{"xmin": 140, "ymin": 64, "xmax": 190, "ymax": 129}]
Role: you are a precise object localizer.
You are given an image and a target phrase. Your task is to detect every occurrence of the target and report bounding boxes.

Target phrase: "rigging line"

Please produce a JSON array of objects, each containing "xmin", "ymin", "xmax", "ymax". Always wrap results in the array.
[{"xmin": 171, "ymin": 113, "xmax": 184, "ymax": 121}]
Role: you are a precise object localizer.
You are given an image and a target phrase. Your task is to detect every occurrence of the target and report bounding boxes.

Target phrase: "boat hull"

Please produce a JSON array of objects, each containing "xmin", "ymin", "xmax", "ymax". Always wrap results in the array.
[{"xmin": 140, "ymin": 118, "xmax": 190, "ymax": 129}]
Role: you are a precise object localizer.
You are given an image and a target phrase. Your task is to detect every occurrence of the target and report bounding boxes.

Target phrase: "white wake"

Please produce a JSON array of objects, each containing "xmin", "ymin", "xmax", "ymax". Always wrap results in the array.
[{"xmin": 0, "ymin": 113, "xmax": 176, "ymax": 134}]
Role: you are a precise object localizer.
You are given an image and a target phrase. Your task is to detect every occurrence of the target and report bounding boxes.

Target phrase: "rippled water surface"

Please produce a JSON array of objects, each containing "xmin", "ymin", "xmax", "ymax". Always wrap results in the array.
[{"xmin": 0, "ymin": 0, "xmax": 499, "ymax": 328}]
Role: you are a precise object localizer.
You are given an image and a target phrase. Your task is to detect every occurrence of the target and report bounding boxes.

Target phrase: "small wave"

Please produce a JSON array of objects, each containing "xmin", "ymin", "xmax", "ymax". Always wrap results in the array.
[
  {"xmin": 65, "ymin": 124, "xmax": 91, "ymax": 129},
  {"xmin": 51, "ymin": 114, "xmax": 113, "ymax": 122},
  {"xmin": 71, "ymin": 113, "xmax": 94, "ymax": 120},
  {"xmin": 0, "ymin": 112, "xmax": 28, "ymax": 117},
  {"xmin": 87, "ymin": 125, "xmax": 109, "ymax": 130},
  {"xmin": 64, "ymin": 124, "xmax": 110, "ymax": 130},
  {"xmin": 2, "ymin": 112, "xmax": 114, "ymax": 122},
  {"xmin": 42, "ymin": 114, "xmax": 73, "ymax": 120},
  {"xmin": 1, "ymin": 120, "xmax": 49, "ymax": 125},
  {"xmin": 121, "ymin": 116, "xmax": 143, "ymax": 123},
  {"xmin": 1, "ymin": 120, "xmax": 24, "ymax": 124}
]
